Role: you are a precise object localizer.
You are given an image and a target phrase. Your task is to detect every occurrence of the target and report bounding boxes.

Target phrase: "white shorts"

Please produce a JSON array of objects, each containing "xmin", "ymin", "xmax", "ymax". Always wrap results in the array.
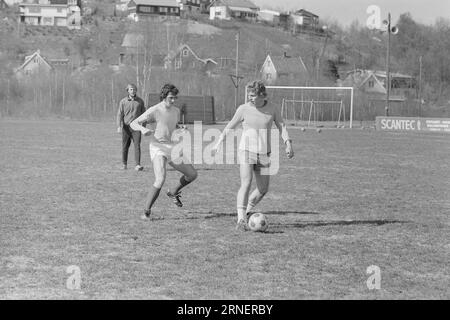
[
  {"xmin": 238, "ymin": 149, "xmax": 271, "ymax": 170},
  {"xmin": 149, "ymin": 142, "xmax": 181, "ymax": 162}
]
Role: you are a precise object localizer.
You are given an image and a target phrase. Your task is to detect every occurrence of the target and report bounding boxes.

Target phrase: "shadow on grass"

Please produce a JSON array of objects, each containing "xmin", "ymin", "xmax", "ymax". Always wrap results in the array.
[
  {"xmin": 270, "ymin": 219, "xmax": 408, "ymax": 229},
  {"xmin": 167, "ymin": 167, "xmax": 231, "ymax": 172},
  {"xmin": 159, "ymin": 211, "xmax": 320, "ymax": 221},
  {"xmin": 183, "ymin": 212, "xmax": 235, "ymax": 219},
  {"xmin": 263, "ymin": 210, "xmax": 320, "ymax": 215}
]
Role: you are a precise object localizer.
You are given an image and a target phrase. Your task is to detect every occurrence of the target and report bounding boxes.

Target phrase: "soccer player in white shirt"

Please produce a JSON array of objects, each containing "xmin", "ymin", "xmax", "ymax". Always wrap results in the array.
[
  {"xmin": 130, "ymin": 84, "xmax": 198, "ymax": 220},
  {"xmin": 213, "ymin": 80, "xmax": 294, "ymax": 231}
]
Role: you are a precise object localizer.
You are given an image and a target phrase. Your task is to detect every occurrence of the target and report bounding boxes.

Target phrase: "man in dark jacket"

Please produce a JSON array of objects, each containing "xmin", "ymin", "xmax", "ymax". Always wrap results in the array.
[{"xmin": 116, "ymin": 84, "xmax": 146, "ymax": 171}]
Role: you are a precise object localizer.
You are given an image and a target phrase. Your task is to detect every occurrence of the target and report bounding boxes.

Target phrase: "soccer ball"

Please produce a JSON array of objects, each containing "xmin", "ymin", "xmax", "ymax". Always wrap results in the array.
[{"xmin": 248, "ymin": 213, "xmax": 268, "ymax": 232}]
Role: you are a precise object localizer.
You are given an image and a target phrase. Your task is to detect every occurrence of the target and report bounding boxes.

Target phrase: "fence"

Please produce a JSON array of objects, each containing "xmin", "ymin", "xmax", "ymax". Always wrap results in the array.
[{"xmin": 147, "ymin": 93, "xmax": 215, "ymax": 124}]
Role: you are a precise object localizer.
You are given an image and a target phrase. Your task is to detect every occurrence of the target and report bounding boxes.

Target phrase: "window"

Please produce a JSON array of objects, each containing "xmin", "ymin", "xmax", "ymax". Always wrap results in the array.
[
  {"xmin": 175, "ymin": 60, "xmax": 181, "ymax": 69},
  {"xmin": 159, "ymin": 7, "xmax": 168, "ymax": 13},
  {"xmin": 368, "ymin": 80, "xmax": 374, "ymax": 88},
  {"xmin": 139, "ymin": 6, "xmax": 156, "ymax": 13},
  {"xmin": 29, "ymin": 7, "xmax": 41, "ymax": 13},
  {"xmin": 182, "ymin": 49, "xmax": 189, "ymax": 57},
  {"xmin": 43, "ymin": 17, "xmax": 53, "ymax": 25}
]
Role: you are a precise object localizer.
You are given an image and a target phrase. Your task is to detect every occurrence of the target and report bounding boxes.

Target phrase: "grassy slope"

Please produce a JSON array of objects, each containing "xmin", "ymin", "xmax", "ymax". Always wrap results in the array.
[{"xmin": 0, "ymin": 119, "xmax": 449, "ymax": 299}]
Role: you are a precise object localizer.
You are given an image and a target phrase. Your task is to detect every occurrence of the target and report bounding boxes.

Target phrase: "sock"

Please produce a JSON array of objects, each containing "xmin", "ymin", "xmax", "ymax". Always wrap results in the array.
[
  {"xmin": 169, "ymin": 176, "xmax": 192, "ymax": 195},
  {"xmin": 145, "ymin": 185, "xmax": 161, "ymax": 211},
  {"xmin": 237, "ymin": 207, "xmax": 246, "ymax": 222},
  {"xmin": 246, "ymin": 189, "xmax": 265, "ymax": 213},
  {"xmin": 246, "ymin": 201, "xmax": 256, "ymax": 214}
]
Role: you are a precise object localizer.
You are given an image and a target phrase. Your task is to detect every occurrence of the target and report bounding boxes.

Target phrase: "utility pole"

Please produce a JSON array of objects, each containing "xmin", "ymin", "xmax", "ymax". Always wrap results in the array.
[
  {"xmin": 234, "ymin": 31, "xmax": 240, "ymax": 109},
  {"xmin": 418, "ymin": 55, "xmax": 423, "ymax": 117},
  {"xmin": 230, "ymin": 31, "xmax": 243, "ymax": 109},
  {"xmin": 385, "ymin": 13, "xmax": 391, "ymax": 116},
  {"xmin": 316, "ymin": 25, "xmax": 329, "ymax": 84}
]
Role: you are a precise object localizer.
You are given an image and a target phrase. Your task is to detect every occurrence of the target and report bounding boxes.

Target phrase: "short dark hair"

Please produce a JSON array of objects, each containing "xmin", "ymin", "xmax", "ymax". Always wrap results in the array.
[
  {"xmin": 246, "ymin": 80, "xmax": 267, "ymax": 97},
  {"xmin": 160, "ymin": 83, "xmax": 179, "ymax": 101},
  {"xmin": 126, "ymin": 83, "xmax": 137, "ymax": 91}
]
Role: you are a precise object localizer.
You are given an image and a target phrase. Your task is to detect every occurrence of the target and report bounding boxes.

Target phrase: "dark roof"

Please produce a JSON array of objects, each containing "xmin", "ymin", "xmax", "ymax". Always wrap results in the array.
[
  {"xmin": 270, "ymin": 55, "xmax": 308, "ymax": 74},
  {"xmin": 49, "ymin": 0, "xmax": 68, "ymax": 4},
  {"xmin": 294, "ymin": 9, "xmax": 319, "ymax": 18}
]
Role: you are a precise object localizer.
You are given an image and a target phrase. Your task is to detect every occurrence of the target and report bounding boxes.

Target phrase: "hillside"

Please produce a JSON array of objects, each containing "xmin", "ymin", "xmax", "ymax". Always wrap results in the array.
[
  {"xmin": 0, "ymin": 5, "xmax": 345, "ymax": 79},
  {"xmin": 2, "ymin": 4, "xmax": 449, "ymax": 121}
]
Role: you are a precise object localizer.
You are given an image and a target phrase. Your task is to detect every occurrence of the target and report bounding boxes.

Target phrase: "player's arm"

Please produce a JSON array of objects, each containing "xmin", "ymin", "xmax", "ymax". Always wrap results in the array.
[
  {"xmin": 175, "ymin": 108, "xmax": 187, "ymax": 130},
  {"xmin": 116, "ymin": 100, "xmax": 124, "ymax": 133},
  {"xmin": 130, "ymin": 107, "xmax": 154, "ymax": 136},
  {"xmin": 213, "ymin": 106, "xmax": 244, "ymax": 149},
  {"xmin": 139, "ymin": 100, "xmax": 148, "ymax": 127},
  {"xmin": 274, "ymin": 106, "xmax": 294, "ymax": 158}
]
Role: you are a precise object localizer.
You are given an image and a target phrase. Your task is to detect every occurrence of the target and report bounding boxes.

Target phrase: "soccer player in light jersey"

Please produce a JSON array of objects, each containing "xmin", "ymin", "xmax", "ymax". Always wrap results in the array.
[
  {"xmin": 130, "ymin": 83, "xmax": 198, "ymax": 220},
  {"xmin": 213, "ymin": 80, "xmax": 294, "ymax": 231}
]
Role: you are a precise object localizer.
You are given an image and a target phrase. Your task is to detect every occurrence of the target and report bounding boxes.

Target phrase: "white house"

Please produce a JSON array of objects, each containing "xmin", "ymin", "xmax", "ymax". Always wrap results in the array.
[
  {"xmin": 209, "ymin": 0, "xmax": 258, "ymax": 21},
  {"xmin": 260, "ymin": 53, "xmax": 309, "ymax": 85},
  {"xmin": 15, "ymin": 49, "xmax": 70, "ymax": 80},
  {"xmin": 257, "ymin": 9, "xmax": 279, "ymax": 24},
  {"xmin": 115, "ymin": 0, "xmax": 131, "ymax": 12},
  {"xmin": 290, "ymin": 9, "xmax": 319, "ymax": 32},
  {"xmin": 127, "ymin": 0, "xmax": 181, "ymax": 22},
  {"xmin": 18, "ymin": 0, "xmax": 81, "ymax": 29}
]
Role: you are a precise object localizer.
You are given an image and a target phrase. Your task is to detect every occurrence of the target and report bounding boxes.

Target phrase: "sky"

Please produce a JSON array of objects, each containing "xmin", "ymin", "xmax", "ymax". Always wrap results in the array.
[{"xmin": 253, "ymin": 0, "xmax": 449, "ymax": 27}]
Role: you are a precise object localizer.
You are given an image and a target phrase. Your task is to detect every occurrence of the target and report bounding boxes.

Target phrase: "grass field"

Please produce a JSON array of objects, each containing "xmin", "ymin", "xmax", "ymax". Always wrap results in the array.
[{"xmin": 0, "ymin": 119, "xmax": 449, "ymax": 300}]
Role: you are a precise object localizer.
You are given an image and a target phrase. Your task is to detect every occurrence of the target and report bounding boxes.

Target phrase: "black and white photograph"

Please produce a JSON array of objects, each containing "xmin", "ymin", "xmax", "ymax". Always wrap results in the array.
[{"xmin": 0, "ymin": 0, "xmax": 449, "ymax": 305}]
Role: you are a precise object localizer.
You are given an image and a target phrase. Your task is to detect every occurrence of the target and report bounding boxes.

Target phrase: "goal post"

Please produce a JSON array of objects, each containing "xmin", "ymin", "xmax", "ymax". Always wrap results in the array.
[{"xmin": 246, "ymin": 86, "xmax": 354, "ymax": 128}]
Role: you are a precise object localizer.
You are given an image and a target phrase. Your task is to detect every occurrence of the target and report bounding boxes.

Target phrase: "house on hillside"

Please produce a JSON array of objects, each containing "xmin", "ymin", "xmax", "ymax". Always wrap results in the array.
[
  {"xmin": 116, "ymin": 0, "xmax": 131, "ymax": 12},
  {"xmin": 290, "ymin": 9, "xmax": 319, "ymax": 34},
  {"xmin": 200, "ymin": 0, "xmax": 212, "ymax": 13},
  {"xmin": 14, "ymin": 50, "xmax": 70, "ymax": 80},
  {"xmin": 164, "ymin": 43, "xmax": 217, "ymax": 74},
  {"xmin": 343, "ymin": 69, "xmax": 417, "ymax": 101},
  {"xmin": 260, "ymin": 53, "xmax": 309, "ymax": 85},
  {"xmin": 257, "ymin": 9, "xmax": 290, "ymax": 28},
  {"xmin": 120, "ymin": 33, "xmax": 218, "ymax": 74},
  {"xmin": 209, "ymin": 0, "xmax": 258, "ymax": 21},
  {"xmin": 120, "ymin": 32, "xmax": 166, "ymax": 66},
  {"xmin": 176, "ymin": 0, "xmax": 201, "ymax": 16},
  {"xmin": 0, "ymin": 0, "xmax": 9, "ymax": 10},
  {"xmin": 127, "ymin": 0, "xmax": 181, "ymax": 22},
  {"xmin": 342, "ymin": 69, "xmax": 418, "ymax": 118},
  {"xmin": 257, "ymin": 9, "xmax": 279, "ymax": 25},
  {"xmin": 18, "ymin": 0, "xmax": 81, "ymax": 29}
]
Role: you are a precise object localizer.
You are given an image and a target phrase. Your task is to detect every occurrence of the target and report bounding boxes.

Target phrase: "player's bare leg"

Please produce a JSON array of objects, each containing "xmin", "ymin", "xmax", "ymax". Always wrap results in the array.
[
  {"xmin": 167, "ymin": 160, "xmax": 197, "ymax": 208},
  {"xmin": 246, "ymin": 169, "xmax": 270, "ymax": 215},
  {"xmin": 236, "ymin": 163, "xmax": 253, "ymax": 230},
  {"xmin": 142, "ymin": 155, "xmax": 167, "ymax": 220}
]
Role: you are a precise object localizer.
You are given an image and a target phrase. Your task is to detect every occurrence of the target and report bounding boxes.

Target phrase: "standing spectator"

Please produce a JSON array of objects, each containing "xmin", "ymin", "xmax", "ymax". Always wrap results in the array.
[{"xmin": 116, "ymin": 84, "xmax": 146, "ymax": 171}]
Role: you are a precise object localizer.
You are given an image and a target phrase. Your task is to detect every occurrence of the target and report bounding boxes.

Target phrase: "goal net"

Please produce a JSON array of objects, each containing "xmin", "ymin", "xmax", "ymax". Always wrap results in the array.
[{"xmin": 247, "ymin": 86, "xmax": 354, "ymax": 128}]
